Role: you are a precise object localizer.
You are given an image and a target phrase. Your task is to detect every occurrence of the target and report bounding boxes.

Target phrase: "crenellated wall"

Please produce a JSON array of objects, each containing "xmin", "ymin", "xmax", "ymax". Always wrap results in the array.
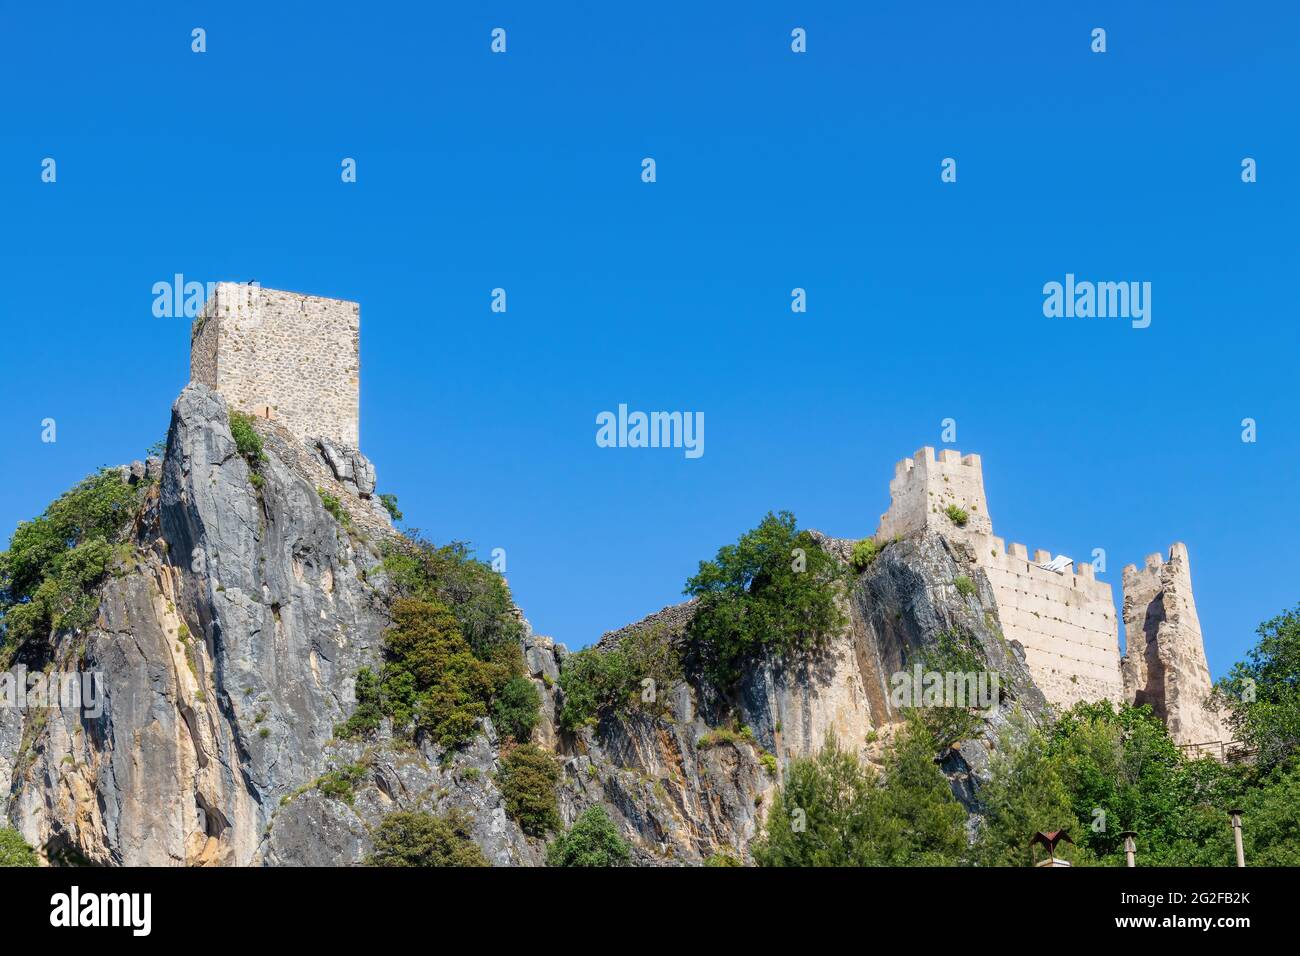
[
  {"xmin": 189, "ymin": 284, "xmax": 360, "ymax": 447},
  {"xmin": 877, "ymin": 446, "xmax": 1124, "ymax": 709}
]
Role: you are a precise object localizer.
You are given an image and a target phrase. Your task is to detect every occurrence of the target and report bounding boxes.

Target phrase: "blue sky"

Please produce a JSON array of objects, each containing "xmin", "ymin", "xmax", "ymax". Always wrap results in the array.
[{"xmin": 1, "ymin": 3, "xmax": 1296, "ymax": 676}]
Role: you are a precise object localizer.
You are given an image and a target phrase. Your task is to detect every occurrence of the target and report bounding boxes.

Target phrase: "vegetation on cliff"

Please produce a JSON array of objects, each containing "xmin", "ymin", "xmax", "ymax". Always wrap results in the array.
[
  {"xmin": 684, "ymin": 511, "xmax": 845, "ymax": 687},
  {"xmin": 497, "ymin": 743, "xmax": 561, "ymax": 836},
  {"xmin": 0, "ymin": 469, "xmax": 143, "ymax": 664},
  {"xmin": 753, "ymin": 720, "xmax": 967, "ymax": 866},
  {"xmin": 0, "ymin": 828, "xmax": 39, "ymax": 867},
  {"xmin": 337, "ymin": 597, "xmax": 526, "ymax": 749},
  {"xmin": 366, "ymin": 809, "xmax": 488, "ymax": 867},
  {"xmin": 338, "ymin": 536, "xmax": 539, "ymax": 749},
  {"xmin": 545, "ymin": 806, "xmax": 631, "ymax": 867},
  {"xmin": 558, "ymin": 625, "xmax": 682, "ymax": 731}
]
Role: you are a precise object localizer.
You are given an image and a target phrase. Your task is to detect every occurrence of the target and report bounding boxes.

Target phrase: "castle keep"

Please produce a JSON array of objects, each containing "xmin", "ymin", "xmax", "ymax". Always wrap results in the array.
[
  {"xmin": 877, "ymin": 447, "xmax": 1225, "ymax": 743},
  {"xmin": 190, "ymin": 284, "xmax": 360, "ymax": 447}
]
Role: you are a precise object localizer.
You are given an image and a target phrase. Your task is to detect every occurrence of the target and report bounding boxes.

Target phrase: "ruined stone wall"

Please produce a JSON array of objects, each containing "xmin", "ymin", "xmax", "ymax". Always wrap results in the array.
[
  {"xmin": 189, "ymin": 283, "xmax": 360, "ymax": 447},
  {"xmin": 1121, "ymin": 545, "xmax": 1228, "ymax": 746},
  {"xmin": 876, "ymin": 446, "xmax": 1124, "ymax": 710}
]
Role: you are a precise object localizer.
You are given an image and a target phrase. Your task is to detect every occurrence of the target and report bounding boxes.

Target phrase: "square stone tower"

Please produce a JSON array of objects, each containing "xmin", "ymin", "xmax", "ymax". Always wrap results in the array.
[{"xmin": 190, "ymin": 284, "xmax": 360, "ymax": 447}]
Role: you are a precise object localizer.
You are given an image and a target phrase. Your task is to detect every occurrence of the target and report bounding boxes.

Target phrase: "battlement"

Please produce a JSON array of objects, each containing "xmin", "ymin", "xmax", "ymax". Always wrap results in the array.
[
  {"xmin": 878, "ymin": 446, "xmax": 992, "ymax": 541},
  {"xmin": 190, "ymin": 284, "xmax": 360, "ymax": 447},
  {"xmin": 1122, "ymin": 542, "xmax": 1192, "ymax": 580}
]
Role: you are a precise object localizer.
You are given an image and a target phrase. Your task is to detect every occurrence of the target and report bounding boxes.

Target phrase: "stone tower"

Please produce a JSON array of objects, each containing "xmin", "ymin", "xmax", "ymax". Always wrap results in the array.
[
  {"xmin": 877, "ymin": 447, "xmax": 1124, "ymax": 709},
  {"xmin": 190, "ymin": 283, "xmax": 360, "ymax": 447},
  {"xmin": 1121, "ymin": 545, "xmax": 1228, "ymax": 747}
]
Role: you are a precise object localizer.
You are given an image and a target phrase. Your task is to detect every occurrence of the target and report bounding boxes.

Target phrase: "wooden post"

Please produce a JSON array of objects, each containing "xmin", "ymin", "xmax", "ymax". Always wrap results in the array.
[{"xmin": 1230, "ymin": 810, "xmax": 1245, "ymax": 867}]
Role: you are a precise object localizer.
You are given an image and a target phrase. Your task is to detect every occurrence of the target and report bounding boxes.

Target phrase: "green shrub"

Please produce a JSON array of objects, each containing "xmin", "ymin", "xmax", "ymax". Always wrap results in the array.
[
  {"xmin": 751, "ymin": 726, "xmax": 965, "ymax": 867},
  {"xmin": 378, "ymin": 493, "xmax": 403, "ymax": 522},
  {"xmin": 493, "ymin": 674, "xmax": 542, "ymax": 743},
  {"xmin": 316, "ymin": 762, "xmax": 368, "ymax": 804},
  {"xmin": 704, "ymin": 852, "xmax": 741, "ymax": 867},
  {"xmin": 697, "ymin": 725, "xmax": 755, "ymax": 750},
  {"xmin": 498, "ymin": 743, "xmax": 561, "ymax": 836},
  {"xmin": 760, "ymin": 752, "xmax": 779, "ymax": 776},
  {"xmin": 944, "ymin": 505, "xmax": 969, "ymax": 527},
  {"xmin": 381, "ymin": 536, "xmax": 522, "ymax": 659},
  {"xmin": 1215, "ymin": 604, "xmax": 1300, "ymax": 771},
  {"xmin": 545, "ymin": 806, "xmax": 631, "ymax": 867},
  {"xmin": 557, "ymin": 625, "xmax": 681, "ymax": 732},
  {"xmin": 366, "ymin": 810, "xmax": 488, "ymax": 867},
  {"xmin": 0, "ymin": 470, "xmax": 141, "ymax": 658},
  {"xmin": 954, "ymin": 575, "xmax": 975, "ymax": 598},
  {"xmin": 0, "ymin": 828, "xmax": 38, "ymax": 867},
  {"xmin": 317, "ymin": 488, "xmax": 352, "ymax": 528},
  {"xmin": 685, "ymin": 511, "xmax": 846, "ymax": 688},
  {"xmin": 334, "ymin": 597, "xmax": 521, "ymax": 750},
  {"xmin": 336, "ymin": 667, "xmax": 383, "ymax": 738},
  {"xmin": 228, "ymin": 411, "xmax": 266, "ymax": 464},
  {"xmin": 850, "ymin": 538, "xmax": 882, "ymax": 573}
]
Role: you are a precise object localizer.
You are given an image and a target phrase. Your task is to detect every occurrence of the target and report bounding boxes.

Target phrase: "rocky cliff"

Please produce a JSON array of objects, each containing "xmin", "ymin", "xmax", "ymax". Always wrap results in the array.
[{"xmin": 2, "ymin": 385, "xmax": 1050, "ymax": 866}]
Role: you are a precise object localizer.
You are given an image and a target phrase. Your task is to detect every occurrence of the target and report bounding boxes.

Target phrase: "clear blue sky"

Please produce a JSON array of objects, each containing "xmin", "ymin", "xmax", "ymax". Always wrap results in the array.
[{"xmin": 1, "ymin": 3, "xmax": 1296, "ymax": 676}]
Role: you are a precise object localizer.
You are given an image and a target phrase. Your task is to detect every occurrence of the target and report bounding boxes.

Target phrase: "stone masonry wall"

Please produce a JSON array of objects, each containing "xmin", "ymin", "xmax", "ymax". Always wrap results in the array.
[
  {"xmin": 190, "ymin": 283, "xmax": 360, "ymax": 447},
  {"xmin": 1121, "ymin": 545, "xmax": 1228, "ymax": 746},
  {"xmin": 877, "ymin": 447, "xmax": 1124, "ymax": 710}
]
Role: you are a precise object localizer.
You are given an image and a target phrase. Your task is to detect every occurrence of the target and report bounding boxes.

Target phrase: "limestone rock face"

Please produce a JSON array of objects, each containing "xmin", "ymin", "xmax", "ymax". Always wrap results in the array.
[
  {"xmin": 1121, "ymin": 544, "xmax": 1229, "ymax": 747},
  {"xmin": 4, "ymin": 384, "xmax": 393, "ymax": 864},
  {"xmin": 551, "ymin": 530, "xmax": 1047, "ymax": 863},
  {"xmin": 0, "ymin": 402, "xmax": 1054, "ymax": 867}
]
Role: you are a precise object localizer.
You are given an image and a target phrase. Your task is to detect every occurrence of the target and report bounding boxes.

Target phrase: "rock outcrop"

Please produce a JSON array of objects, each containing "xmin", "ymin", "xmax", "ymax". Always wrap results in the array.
[{"xmin": 0, "ymin": 388, "xmax": 1058, "ymax": 866}]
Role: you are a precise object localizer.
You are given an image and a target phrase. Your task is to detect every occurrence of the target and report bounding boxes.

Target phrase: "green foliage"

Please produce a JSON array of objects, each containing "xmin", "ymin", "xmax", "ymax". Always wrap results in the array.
[
  {"xmin": 698, "ymin": 725, "xmax": 755, "ymax": 749},
  {"xmin": 366, "ymin": 809, "xmax": 488, "ymax": 867},
  {"xmin": 944, "ymin": 504, "xmax": 968, "ymax": 527},
  {"xmin": 229, "ymin": 411, "xmax": 268, "ymax": 491},
  {"xmin": 906, "ymin": 628, "xmax": 988, "ymax": 750},
  {"xmin": 751, "ymin": 726, "xmax": 965, "ymax": 867},
  {"xmin": 317, "ymin": 488, "xmax": 352, "ymax": 528},
  {"xmin": 0, "ymin": 828, "xmax": 39, "ymax": 867},
  {"xmin": 228, "ymin": 410, "xmax": 266, "ymax": 465},
  {"xmin": 1043, "ymin": 700, "xmax": 1242, "ymax": 866},
  {"xmin": 1215, "ymin": 604, "xmax": 1300, "ymax": 770},
  {"xmin": 1229, "ymin": 762, "xmax": 1300, "ymax": 866},
  {"xmin": 703, "ymin": 852, "xmax": 741, "ymax": 867},
  {"xmin": 0, "ymin": 470, "xmax": 141, "ymax": 657},
  {"xmin": 316, "ymin": 762, "xmax": 368, "ymax": 805},
  {"xmin": 336, "ymin": 667, "xmax": 383, "ymax": 738},
  {"xmin": 850, "ymin": 538, "xmax": 882, "ymax": 573},
  {"xmin": 337, "ymin": 598, "xmax": 518, "ymax": 750},
  {"xmin": 954, "ymin": 575, "xmax": 975, "ymax": 598},
  {"xmin": 557, "ymin": 625, "xmax": 682, "ymax": 732},
  {"xmin": 493, "ymin": 674, "xmax": 542, "ymax": 743},
  {"xmin": 685, "ymin": 511, "xmax": 846, "ymax": 688},
  {"xmin": 545, "ymin": 805, "xmax": 631, "ymax": 867},
  {"xmin": 970, "ymin": 710, "xmax": 1087, "ymax": 867},
  {"xmin": 381, "ymin": 535, "xmax": 522, "ymax": 659},
  {"xmin": 378, "ymin": 493, "xmax": 403, "ymax": 522},
  {"xmin": 498, "ymin": 743, "xmax": 561, "ymax": 836}
]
